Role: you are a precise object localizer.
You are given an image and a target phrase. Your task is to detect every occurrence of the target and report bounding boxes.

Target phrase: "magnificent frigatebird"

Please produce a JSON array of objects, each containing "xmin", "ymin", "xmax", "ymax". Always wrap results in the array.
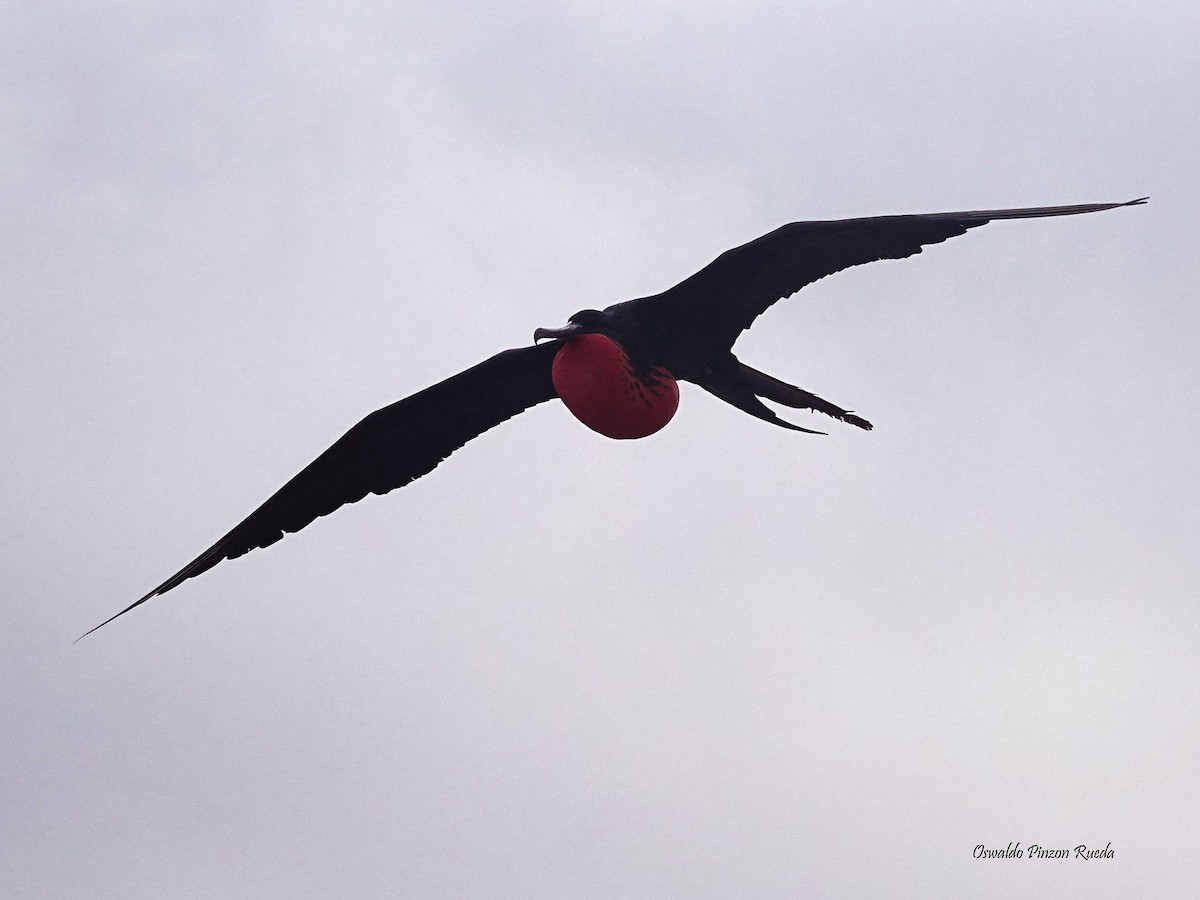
[{"xmin": 82, "ymin": 198, "xmax": 1145, "ymax": 637}]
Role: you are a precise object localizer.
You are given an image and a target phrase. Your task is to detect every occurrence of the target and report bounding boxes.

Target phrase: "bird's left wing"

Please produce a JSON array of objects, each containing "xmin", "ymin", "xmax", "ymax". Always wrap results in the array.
[
  {"xmin": 639, "ymin": 199, "xmax": 1146, "ymax": 353},
  {"xmin": 81, "ymin": 341, "xmax": 560, "ymax": 638}
]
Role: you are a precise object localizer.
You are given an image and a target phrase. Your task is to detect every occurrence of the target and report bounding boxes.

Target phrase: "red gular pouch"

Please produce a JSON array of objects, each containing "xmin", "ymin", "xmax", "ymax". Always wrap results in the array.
[{"xmin": 550, "ymin": 333, "xmax": 679, "ymax": 439}]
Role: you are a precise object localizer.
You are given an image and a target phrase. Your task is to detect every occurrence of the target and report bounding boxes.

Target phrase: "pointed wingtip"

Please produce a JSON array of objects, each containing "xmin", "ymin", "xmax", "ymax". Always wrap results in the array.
[{"xmin": 74, "ymin": 590, "xmax": 158, "ymax": 643}]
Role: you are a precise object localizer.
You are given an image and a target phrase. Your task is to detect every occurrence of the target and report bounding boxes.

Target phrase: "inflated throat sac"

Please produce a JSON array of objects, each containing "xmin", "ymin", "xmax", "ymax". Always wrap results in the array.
[{"xmin": 551, "ymin": 334, "xmax": 679, "ymax": 439}]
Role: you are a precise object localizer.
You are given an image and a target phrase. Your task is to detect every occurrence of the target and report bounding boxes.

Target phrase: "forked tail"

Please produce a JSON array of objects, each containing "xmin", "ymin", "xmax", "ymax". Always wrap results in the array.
[{"xmin": 700, "ymin": 360, "xmax": 873, "ymax": 434}]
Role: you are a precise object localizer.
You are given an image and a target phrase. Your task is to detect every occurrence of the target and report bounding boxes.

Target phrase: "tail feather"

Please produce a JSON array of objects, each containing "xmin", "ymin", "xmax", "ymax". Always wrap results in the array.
[
  {"xmin": 700, "ymin": 361, "xmax": 873, "ymax": 432},
  {"xmin": 698, "ymin": 378, "xmax": 828, "ymax": 434},
  {"xmin": 735, "ymin": 363, "xmax": 873, "ymax": 430}
]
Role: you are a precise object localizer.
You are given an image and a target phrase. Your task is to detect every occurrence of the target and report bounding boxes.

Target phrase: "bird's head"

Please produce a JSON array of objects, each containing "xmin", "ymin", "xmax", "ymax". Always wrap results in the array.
[{"xmin": 533, "ymin": 308, "xmax": 611, "ymax": 343}]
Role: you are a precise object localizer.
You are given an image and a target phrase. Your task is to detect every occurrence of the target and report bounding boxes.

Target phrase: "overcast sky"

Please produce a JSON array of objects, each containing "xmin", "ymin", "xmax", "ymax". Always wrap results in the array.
[{"xmin": 4, "ymin": 1, "xmax": 1197, "ymax": 897}]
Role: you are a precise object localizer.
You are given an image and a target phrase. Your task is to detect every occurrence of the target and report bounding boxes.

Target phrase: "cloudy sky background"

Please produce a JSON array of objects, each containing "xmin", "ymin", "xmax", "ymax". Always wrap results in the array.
[{"xmin": 4, "ymin": 1, "xmax": 1197, "ymax": 896}]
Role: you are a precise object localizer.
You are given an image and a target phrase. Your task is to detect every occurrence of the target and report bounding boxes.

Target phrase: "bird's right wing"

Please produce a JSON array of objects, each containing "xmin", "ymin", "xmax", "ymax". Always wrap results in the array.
[
  {"xmin": 81, "ymin": 341, "xmax": 561, "ymax": 638},
  {"xmin": 640, "ymin": 199, "xmax": 1147, "ymax": 353}
]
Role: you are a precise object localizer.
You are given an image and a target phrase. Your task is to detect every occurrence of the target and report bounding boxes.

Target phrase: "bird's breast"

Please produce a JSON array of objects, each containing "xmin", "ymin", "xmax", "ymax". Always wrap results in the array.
[{"xmin": 551, "ymin": 334, "xmax": 679, "ymax": 439}]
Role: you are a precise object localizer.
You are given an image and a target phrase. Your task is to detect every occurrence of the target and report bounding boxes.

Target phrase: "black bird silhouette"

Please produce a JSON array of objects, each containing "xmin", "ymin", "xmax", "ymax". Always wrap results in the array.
[{"xmin": 82, "ymin": 198, "xmax": 1145, "ymax": 637}]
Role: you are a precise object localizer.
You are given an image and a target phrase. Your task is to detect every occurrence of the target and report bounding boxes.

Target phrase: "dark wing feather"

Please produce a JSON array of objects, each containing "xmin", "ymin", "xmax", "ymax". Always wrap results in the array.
[
  {"xmin": 639, "ymin": 199, "xmax": 1146, "ymax": 353},
  {"xmin": 80, "ymin": 342, "xmax": 560, "ymax": 638}
]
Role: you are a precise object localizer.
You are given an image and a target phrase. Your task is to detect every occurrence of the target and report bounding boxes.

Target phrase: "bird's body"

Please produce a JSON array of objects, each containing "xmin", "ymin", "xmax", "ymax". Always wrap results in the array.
[{"xmin": 82, "ymin": 197, "xmax": 1146, "ymax": 637}]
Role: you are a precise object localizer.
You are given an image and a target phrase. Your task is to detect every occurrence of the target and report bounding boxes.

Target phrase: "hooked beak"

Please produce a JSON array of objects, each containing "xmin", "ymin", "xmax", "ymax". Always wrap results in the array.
[{"xmin": 533, "ymin": 322, "xmax": 583, "ymax": 343}]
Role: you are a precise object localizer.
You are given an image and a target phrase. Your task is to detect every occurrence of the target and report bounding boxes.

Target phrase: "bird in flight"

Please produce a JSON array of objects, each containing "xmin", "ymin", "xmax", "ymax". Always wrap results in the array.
[{"xmin": 82, "ymin": 198, "xmax": 1146, "ymax": 638}]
